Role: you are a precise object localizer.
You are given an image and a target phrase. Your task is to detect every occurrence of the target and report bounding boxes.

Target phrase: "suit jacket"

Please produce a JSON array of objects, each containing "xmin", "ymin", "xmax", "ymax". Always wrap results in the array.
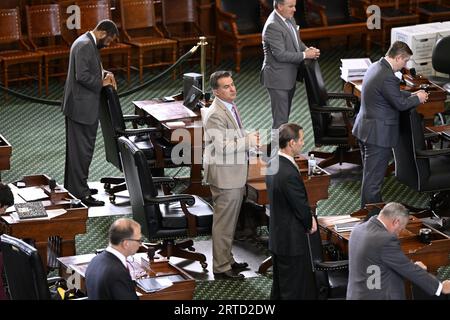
[
  {"xmin": 352, "ymin": 58, "xmax": 420, "ymax": 148},
  {"xmin": 347, "ymin": 216, "xmax": 440, "ymax": 300},
  {"xmin": 266, "ymin": 156, "xmax": 312, "ymax": 256},
  {"xmin": 62, "ymin": 32, "xmax": 103, "ymax": 125},
  {"xmin": 203, "ymin": 98, "xmax": 249, "ymax": 189},
  {"xmin": 85, "ymin": 251, "xmax": 138, "ymax": 300},
  {"xmin": 260, "ymin": 10, "xmax": 307, "ymax": 90}
]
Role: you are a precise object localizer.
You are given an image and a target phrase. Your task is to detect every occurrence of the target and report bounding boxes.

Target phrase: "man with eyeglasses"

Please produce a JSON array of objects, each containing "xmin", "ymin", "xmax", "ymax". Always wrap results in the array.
[{"xmin": 85, "ymin": 218, "xmax": 142, "ymax": 300}]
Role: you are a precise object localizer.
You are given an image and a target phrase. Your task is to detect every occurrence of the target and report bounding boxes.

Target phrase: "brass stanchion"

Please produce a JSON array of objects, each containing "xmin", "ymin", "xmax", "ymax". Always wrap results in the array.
[{"xmin": 198, "ymin": 36, "xmax": 208, "ymax": 94}]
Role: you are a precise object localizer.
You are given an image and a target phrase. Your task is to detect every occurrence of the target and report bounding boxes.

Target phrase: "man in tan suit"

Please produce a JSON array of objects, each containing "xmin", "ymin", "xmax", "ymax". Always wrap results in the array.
[{"xmin": 203, "ymin": 71, "xmax": 259, "ymax": 279}]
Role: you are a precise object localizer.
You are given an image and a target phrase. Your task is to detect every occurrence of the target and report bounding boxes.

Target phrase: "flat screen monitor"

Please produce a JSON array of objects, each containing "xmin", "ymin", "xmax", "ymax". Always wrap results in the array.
[{"xmin": 183, "ymin": 85, "xmax": 203, "ymax": 110}]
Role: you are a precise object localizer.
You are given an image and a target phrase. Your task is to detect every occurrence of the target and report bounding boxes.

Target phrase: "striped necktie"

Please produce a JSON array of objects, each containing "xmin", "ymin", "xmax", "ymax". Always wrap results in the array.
[
  {"xmin": 286, "ymin": 19, "xmax": 299, "ymax": 48},
  {"xmin": 231, "ymin": 104, "xmax": 243, "ymax": 129}
]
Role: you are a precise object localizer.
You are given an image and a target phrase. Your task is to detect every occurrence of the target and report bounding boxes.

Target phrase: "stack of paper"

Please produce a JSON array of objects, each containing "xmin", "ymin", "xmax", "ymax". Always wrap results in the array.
[
  {"xmin": 340, "ymin": 58, "xmax": 372, "ymax": 81},
  {"xmin": 334, "ymin": 220, "xmax": 361, "ymax": 232}
]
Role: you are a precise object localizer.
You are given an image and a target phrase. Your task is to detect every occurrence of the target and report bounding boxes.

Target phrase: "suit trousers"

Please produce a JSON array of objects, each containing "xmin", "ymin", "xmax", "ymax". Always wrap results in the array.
[
  {"xmin": 359, "ymin": 140, "xmax": 392, "ymax": 208},
  {"xmin": 270, "ymin": 251, "xmax": 317, "ymax": 300},
  {"xmin": 210, "ymin": 185, "xmax": 245, "ymax": 273},
  {"xmin": 64, "ymin": 117, "xmax": 98, "ymax": 199},
  {"xmin": 267, "ymin": 86, "xmax": 296, "ymax": 129}
]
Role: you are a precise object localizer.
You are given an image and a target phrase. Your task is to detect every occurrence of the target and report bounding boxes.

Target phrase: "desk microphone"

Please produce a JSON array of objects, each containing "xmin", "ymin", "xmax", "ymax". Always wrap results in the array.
[{"xmin": 410, "ymin": 68, "xmax": 417, "ymax": 78}]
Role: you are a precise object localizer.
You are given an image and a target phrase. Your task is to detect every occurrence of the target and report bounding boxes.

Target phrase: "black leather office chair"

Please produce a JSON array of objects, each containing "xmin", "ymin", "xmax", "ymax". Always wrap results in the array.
[
  {"xmin": 429, "ymin": 36, "xmax": 450, "ymax": 93},
  {"xmin": 118, "ymin": 136, "xmax": 213, "ymax": 268},
  {"xmin": 303, "ymin": 59, "xmax": 361, "ymax": 169},
  {"xmin": 393, "ymin": 109, "xmax": 450, "ymax": 218},
  {"xmin": 99, "ymin": 85, "xmax": 169, "ymax": 203},
  {"xmin": 307, "ymin": 216, "xmax": 349, "ymax": 299},
  {"xmin": 0, "ymin": 234, "xmax": 63, "ymax": 300}
]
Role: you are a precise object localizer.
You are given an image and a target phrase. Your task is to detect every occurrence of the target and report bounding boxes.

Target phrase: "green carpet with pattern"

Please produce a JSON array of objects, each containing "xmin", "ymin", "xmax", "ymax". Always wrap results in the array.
[{"xmin": 1, "ymin": 43, "xmax": 449, "ymax": 300}]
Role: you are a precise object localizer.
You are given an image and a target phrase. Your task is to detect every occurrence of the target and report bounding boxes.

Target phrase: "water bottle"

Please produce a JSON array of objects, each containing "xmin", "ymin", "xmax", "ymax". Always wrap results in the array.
[{"xmin": 308, "ymin": 154, "xmax": 317, "ymax": 176}]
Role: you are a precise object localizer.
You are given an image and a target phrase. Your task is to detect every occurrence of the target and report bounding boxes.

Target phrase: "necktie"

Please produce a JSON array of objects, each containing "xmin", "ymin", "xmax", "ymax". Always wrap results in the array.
[
  {"xmin": 231, "ymin": 104, "xmax": 243, "ymax": 129},
  {"xmin": 286, "ymin": 20, "xmax": 299, "ymax": 48}
]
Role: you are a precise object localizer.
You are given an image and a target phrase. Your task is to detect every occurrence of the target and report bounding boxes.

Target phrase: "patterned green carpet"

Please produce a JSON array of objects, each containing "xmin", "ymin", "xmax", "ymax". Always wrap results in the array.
[{"xmin": 1, "ymin": 43, "xmax": 449, "ymax": 299}]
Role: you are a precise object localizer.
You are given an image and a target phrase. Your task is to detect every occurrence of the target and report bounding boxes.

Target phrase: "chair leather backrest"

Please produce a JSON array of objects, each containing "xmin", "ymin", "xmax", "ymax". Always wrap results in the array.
[
  {"xmin": 307, "ymin": 216, "xmax": 329, "ymax": 300},
  {"xmin": 99, "ymin": 86, "xmax": 126, "ymax": 170},
  {"xmin": 303, "ymin": 60, "xmax": 329, "ymax": 107},
  {"xmin": 162, "ymin": 0, "xmax": 196, "ymax": 24},
  {"xmin": 118, "ymin": 137, "xmax": 160, "ymax": 238},
  {"xmin": 220, "ymin": 0, "xmax": 262, "ymax": 34},
  {"xmin": 120, "ymin": 0, "xmax": 156, "ymax": 30},
  {"xmin": 393, "ymin": 110, "xmax": 430, "ymax": 190},
  {"xmin": 314, "ymin": 0, "xmax": 350, "ymax": 23},
  {"xmin": 432, "ymin": 36, "xmax": 450, "ymax": 75},
  {"xmin": 303, "ymin": 60, "xmax": 330, "ymax": 143},
  {"xmin": 26, "ymin": 4, "xmax": 62, "ymax": 39},
  {"xmin": 0, "ymin": 8, "xmax": 22, "ymax": 44},
  {"xmin": 76, "ymin": 0, "xmax": 111, "ymax": 35},
  {"xmin": 409, "ymin": 109, "xmax": 431, "ymax": 185},
  {"xmin": 0, "ymin": 234, "xmax": 50, "ymax": 300}
]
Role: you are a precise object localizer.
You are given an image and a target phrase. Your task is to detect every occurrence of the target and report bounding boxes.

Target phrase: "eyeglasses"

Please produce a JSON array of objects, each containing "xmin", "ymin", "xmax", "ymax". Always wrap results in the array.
[{"xmin": 124, "ymin": 238, "xmax": 144, "ymax": 244}]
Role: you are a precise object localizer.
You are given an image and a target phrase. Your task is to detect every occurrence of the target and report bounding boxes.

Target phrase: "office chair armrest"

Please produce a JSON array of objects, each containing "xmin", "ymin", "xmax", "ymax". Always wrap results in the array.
[
  {"xmin": 314, "ymin": 260, "xmax": 349, "ymax": 272},
  {"xmin": 152, "ymin": 177, "xmax": 176, "ymax": 189},
  {"xmin": 327, "ymin": 92, "xmax": 359, "ymax": 104},
  {"xmin": 123, "ymin": 114, "xmax": 143, "ymax": 122},
  {"xmin": 311, "ymin": 106, "xmax": 354, "ymax": 113},
  {"xmin": 144, "ymin": 194, "xmax": 196, "ymax": 206},
  {"xmin": 47, "ymin": 276, "xmax": 65, "ymax": 285},
  {"xmin": 416, "ymin": 148, "xmax": 450, "ymax": 158}
]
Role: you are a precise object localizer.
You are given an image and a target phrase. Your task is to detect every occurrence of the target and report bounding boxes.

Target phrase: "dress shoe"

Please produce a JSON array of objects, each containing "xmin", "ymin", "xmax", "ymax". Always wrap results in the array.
[
  {"xmin": 81, "ymin": 195, "xmax": 105, "ymax": 207},
  {"xmin": 89, "ymin": 188, "xmax": 98, "ymax": 195},
  {"xmin": 213, "ymin": 270, "xmax": 245, "ymax": 280},
  {"xmin": 231, "ymin": 261, "xmax": 249, "ymax": 271}
]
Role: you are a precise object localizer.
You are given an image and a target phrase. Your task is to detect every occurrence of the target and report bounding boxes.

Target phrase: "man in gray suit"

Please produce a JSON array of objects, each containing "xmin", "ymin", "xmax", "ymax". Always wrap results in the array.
[
  {"xmin": 203, "ymin": 71, "xmax": 259, "ymax": 279},
  {"xmin": 352, "ymin": 41, "xmax": 428, "ymax": 208},
  {"xmin": 347, "ymin": 202, "xmax": 450, "ymax": 300},
  {"xmin": 62, "ymin": 20, "xmax": 118, "ymax": 207},
  {"xmin": 261, "ymin": 0, "xmax": 320, "ymax": 131}
]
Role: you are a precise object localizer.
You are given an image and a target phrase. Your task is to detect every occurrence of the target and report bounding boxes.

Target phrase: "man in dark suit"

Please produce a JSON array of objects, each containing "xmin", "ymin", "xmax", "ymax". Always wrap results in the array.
[
  {"xmin": 85, "ymin": 218, "xmax": 141, "ymax": 300},
  {"xmin": 266, "ymin": 123, "xmax": 317, "ymax": 299},
  {"xmin": 261, "ymin": 0, "xmax": 320, "ymax": 131},
  {"xmin": 62, "ymin": 19, "xmax": 119, "ymax": 207},
  {"xmin": 347, "ymin": 202, "xmax": 450, "ymax": 299},
  {"xmin": 352, "ymin": 41, "xmax": 428, "ymax": 208}
]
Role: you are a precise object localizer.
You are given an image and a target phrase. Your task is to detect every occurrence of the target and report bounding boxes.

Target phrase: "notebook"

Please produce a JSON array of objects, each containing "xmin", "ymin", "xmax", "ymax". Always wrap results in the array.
[{"xmin": 14, "ymin": 201, "xmax": 48, "ymax": 219}]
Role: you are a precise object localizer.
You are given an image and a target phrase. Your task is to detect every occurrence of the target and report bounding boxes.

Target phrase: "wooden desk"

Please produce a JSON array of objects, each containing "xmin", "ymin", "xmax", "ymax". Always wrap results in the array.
[
  {"xmin": 246, "ymin": 156, "xmax": 331, "ymax": 210},
  {"xmin": 246, "ymin": 157, "xmax": 331, "ymax": 274},
  {"xmin": 318, "ymin": 215, "xmax": 450, "ymax": 274},
  {"xmin": 58, "ymin": 252, "xmax": 195, "ymax": 300},
  {"xmin": 0, "ymin": 175, "xmax": 88, "ymax": 272},
  {"xmin": 0, "ymin": 134, "xmax": 12, "ymax": 181},
  {"xmin": 133, "ymin": 99, "xmax": 210, "ymax": 197},
  {"xmin": 427, "ymin": 124, "xmax": 450, "ymax": 135},
  {"xmin": 343, "ymin": 78, "xmax": 446, "ymax": 127}
]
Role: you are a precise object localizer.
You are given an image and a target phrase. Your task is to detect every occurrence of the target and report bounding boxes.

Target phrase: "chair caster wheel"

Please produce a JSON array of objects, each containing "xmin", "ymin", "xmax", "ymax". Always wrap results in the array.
[
  {"xmin": 109, "ymin": 195, "xmax": 115, "ymax": 204},
  {"xmin": 201, "ymin": 262, "xmax": 208, "ymax": 269}
]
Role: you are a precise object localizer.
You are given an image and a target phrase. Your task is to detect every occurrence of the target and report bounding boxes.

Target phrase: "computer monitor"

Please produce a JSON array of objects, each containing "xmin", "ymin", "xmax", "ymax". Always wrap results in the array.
[{"xmin": 183, "ymin": 85, "xmax": 203, "ymax": 110}]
